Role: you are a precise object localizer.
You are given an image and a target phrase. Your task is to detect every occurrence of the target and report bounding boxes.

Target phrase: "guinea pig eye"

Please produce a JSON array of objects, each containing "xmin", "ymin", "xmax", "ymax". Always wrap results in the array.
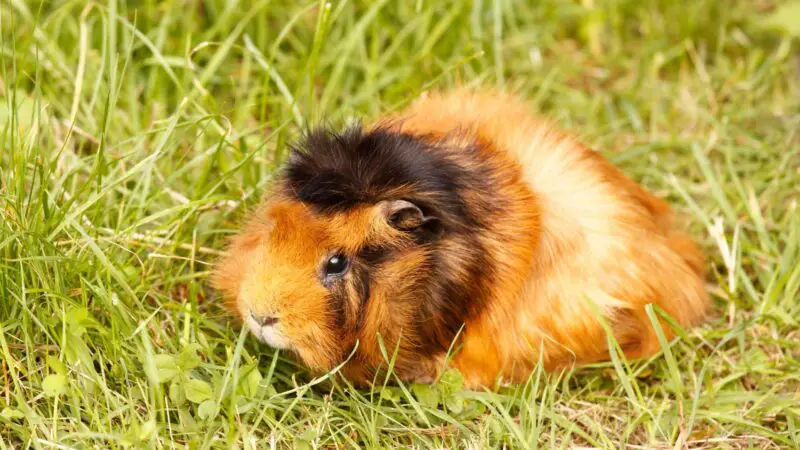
[{"xmin": 324, "ymin": 254, "xmax": 349, "ymax": 277}]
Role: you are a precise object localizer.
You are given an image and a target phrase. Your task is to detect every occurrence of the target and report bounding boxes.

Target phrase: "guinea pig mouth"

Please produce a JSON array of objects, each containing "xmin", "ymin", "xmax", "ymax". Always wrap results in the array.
[{"xmin": 245, "ymin": 315, "xmax": 292, "ymax": 350}]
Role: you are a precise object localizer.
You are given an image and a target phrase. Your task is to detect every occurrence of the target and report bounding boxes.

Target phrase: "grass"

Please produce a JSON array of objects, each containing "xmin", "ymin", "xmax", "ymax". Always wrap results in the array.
[{"xmin": 1, "ymin": 0, "xmax": 799, "ymax": 448}]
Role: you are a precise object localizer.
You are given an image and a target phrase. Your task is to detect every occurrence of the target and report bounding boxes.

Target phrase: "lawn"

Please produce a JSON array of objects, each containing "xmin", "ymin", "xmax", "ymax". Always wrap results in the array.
[{"xmin": 1, "ymin": 0, "xmax": 799, "ymax": 448}]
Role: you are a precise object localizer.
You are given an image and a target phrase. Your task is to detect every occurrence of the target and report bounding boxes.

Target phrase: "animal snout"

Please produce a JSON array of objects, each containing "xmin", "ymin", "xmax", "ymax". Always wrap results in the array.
[{"xmin": 250, "ymin": 311, "xmax": 279, "ymax": 327}]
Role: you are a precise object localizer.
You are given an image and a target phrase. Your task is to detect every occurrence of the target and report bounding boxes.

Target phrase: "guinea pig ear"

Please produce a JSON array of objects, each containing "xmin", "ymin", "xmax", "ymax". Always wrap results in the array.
[{"xmin": 381, "ymin": 199, "xmax": 443, "ymax": 243}]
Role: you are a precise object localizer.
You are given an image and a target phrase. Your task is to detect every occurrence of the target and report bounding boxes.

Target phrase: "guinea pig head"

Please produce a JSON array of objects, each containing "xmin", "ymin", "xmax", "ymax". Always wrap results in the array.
[
  {"xmin": 213, "ymin": 125, "xmax": 499, "ymax": 383},
  {"xmin": 212, "ymin": 193, "xmax": 455, "ymax": 379}
]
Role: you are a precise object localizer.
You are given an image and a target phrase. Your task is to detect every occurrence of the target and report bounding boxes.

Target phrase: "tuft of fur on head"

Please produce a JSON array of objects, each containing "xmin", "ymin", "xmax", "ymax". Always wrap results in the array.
[{"xmin": 286, "ymin": 124, "xmax": 485, "ymax": 226}]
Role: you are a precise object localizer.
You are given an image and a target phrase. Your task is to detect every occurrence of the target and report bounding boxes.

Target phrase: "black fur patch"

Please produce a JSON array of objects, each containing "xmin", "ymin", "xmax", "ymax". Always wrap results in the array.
[
  {"xmin": 351, "ymin": 262, "xmax": 372, "ymax": 329},
  {"xmin": 285, "ymin": 125, "xmax": 494, "ymax": 232},
  {"xmin": 327, "ymin": 285, "xmax": 347, "ymax": 331},
  {"xmin": 286, "ymin": 124, "xmax": 507, "ymax": 356},
  {"xmin": 416, "ymin": 241, "xmax": 493, "ymax": 353},
  {"xmin": 357, "ymin": 245, "xmax": 391, "ymax": 266}
]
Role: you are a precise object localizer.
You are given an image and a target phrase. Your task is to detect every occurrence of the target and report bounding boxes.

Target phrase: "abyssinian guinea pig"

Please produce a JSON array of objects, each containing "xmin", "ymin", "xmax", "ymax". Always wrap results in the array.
[{"xmin": 212, "ymin": 89, "xmax": 709, "ymax": 388}]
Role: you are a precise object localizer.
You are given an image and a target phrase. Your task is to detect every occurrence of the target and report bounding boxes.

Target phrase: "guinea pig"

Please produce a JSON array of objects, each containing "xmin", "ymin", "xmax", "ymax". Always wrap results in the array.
[{"xmin": 212, "ymin": 88, "xmax": 709, "ymax": 388}]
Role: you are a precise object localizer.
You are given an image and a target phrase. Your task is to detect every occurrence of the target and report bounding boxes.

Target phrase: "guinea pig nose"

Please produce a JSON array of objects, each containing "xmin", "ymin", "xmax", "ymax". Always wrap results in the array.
[{"xmin": 250, "ymin": 311, "xmax": 279, "ymax": 327}]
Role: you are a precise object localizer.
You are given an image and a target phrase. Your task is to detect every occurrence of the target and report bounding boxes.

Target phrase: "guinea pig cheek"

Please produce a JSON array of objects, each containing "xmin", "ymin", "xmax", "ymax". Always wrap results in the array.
[
  {"xmin": 288, "ymin": 285, "xmax": 345, "ymax": 371},
  {"xmin": 238, "ymin": 268, "xmax": 339, "ymax": 368}
]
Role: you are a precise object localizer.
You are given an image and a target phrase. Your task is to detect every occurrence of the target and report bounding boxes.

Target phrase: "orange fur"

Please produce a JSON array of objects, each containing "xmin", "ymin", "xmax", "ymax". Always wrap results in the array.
[
  {"xmin": 391, "ymin": 89, "xmax": 708, "ymax": 386},
  {"xmin": 212, "ymin": 88, "xmax": 709, "ymax": 388}
]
